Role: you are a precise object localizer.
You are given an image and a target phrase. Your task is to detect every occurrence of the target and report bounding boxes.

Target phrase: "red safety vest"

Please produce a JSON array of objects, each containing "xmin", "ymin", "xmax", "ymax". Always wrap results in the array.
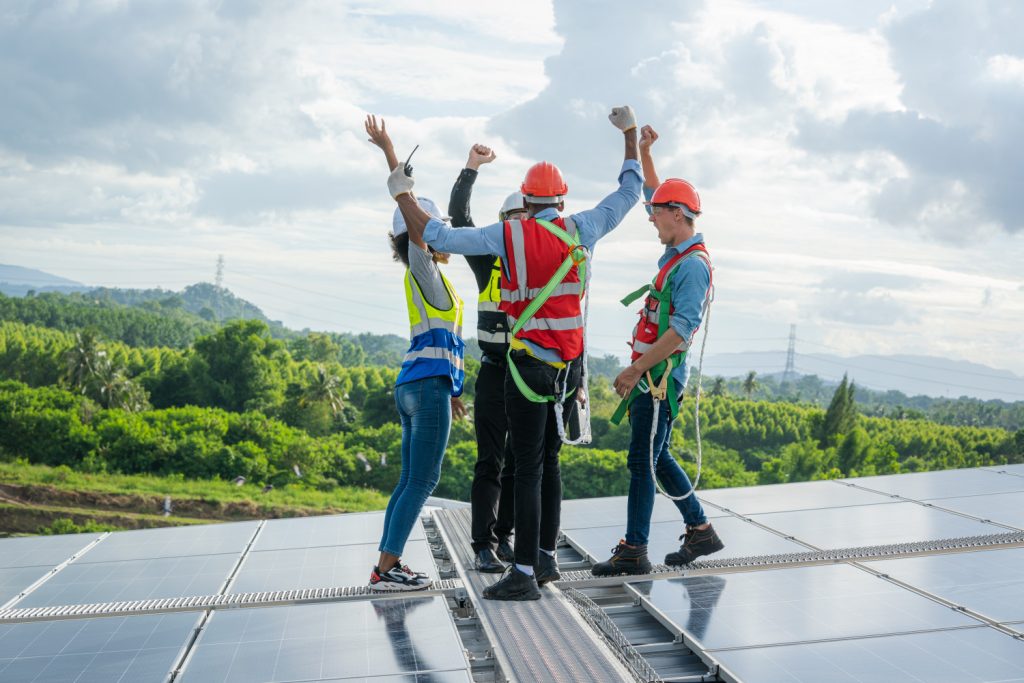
[
  {"xmin": 629, "ymin": 243, "xmax": 712, "ymax": 362},
  {"xmin": 499, "ymin": 216, "xmax": 584, "ymax": 361}
]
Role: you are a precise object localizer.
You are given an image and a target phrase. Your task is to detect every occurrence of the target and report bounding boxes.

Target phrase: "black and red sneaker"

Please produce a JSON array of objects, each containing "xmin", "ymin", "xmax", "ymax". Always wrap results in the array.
[{"xmin": 368, "ymin": 565, "xmax": 432, "ymax": 592}]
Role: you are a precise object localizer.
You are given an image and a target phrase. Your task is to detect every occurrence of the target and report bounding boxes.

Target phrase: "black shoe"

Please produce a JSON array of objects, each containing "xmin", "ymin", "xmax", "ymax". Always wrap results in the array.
[
  {"xmin": 591, "ymin": 540, "xmax": 653, "ymax": 576},
  {"xmin": 482, "ymin": 566, "xmax": 541, "ymax": 601},
  {"xmin": 495, "ymin": 538, "xmax": 514, "ymax": 563},
  {"xmin": 665, "ymin": 523, "xmax": 724, "ymax": 566},
  {"xmin": 536, "ymin": 552, "xmax": 560, "ymax": 586},
  {"xmin": 474, "ymin": 548, "xmax": 506, "ymax": 573}
]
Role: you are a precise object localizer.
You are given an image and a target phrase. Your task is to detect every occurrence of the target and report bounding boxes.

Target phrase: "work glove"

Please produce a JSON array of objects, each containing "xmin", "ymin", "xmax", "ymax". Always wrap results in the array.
[
  {"xmin": 387, "ymin": 163, "xmax": 415, "ymax": 198},
  {"xmin": 608, "ymin": 106, "xmax": 637, "ymax": 132}
]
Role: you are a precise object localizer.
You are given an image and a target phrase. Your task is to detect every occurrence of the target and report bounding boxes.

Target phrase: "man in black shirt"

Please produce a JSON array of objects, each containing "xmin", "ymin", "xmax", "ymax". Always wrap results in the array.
[{"xmin": 448, "ymin": 144, "xmax": 523, "ymax": 572}]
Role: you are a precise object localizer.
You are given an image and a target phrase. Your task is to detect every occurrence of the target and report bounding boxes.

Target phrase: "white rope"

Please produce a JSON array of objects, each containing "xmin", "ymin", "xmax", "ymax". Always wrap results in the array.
[
  {"xmin": 649, "ymin": 282, "xmax": 714, "ymax": 501},
  {"xmin": 555, "ymin": 247, "xmax": 592, "ymax": 445}
]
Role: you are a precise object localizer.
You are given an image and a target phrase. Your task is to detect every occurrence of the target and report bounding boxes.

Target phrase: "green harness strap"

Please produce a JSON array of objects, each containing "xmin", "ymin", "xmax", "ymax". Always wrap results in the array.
[
  {"xmin": 610, "ymin": 264, "xmax": 687, "ymax": 424},
  {"xmin": 506, "ymin": 218, "xmax": 587, "ymax": 403}
]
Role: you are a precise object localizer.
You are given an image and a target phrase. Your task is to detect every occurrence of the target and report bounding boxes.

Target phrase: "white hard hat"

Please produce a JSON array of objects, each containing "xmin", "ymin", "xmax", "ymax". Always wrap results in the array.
[
  {"xmin": 498, "ymin": 191, "xmax": 526, "ymax": 220},
  {"xmin": 392, "ymin": 197, "xmax": 445, "ymax": 236}
]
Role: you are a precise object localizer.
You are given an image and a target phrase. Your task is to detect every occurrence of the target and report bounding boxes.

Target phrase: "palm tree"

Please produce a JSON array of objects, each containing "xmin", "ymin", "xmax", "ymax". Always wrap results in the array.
[
  {"xmin": 300, "ymin": 365, "xmax": 345, "ymax": 415},
  {"xmin": 63, "ymin": 330, "xmax": 108, "ymax": 393},
  {"xmin": 710, "ymin": 376, "xmax": 727, "ymax": 397},
  {"xmin": 742, "ymin": 370, "xmax": 758, "ymax": 398}
]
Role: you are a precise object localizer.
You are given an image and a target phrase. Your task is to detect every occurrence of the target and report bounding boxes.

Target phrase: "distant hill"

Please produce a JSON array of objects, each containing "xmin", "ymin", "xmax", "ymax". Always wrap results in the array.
[
  {"xmin": 87, "ymin": 282, "xmax": 271, "ymax": 325},
  {"xmin": 703, "ymin": 351, "xmax": 1024, "ymax": 402},
  {"xmin": 0, "ymin": 264, "xmax": 89, "ymax": 296}
]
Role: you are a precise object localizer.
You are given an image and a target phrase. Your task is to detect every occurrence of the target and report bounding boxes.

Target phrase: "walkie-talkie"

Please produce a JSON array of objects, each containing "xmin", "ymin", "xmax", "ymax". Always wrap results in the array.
[{"xmin": 403, "ymin": 145, "xmax": 419, "ymax": 176}]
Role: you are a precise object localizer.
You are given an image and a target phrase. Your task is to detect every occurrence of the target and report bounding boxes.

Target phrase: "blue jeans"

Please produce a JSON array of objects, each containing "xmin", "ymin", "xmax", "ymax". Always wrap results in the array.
[
  {"xmin": 625, "ymin": 392, "xmax": 707, "ymax": 547},
  {"xmin": 378, "ymin": 376, "xmax": 452, "ymax": 557}
]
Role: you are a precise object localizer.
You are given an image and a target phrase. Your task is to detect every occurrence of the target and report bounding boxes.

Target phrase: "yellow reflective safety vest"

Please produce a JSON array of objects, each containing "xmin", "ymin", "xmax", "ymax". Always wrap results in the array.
[
  {"xmin": 396, "ymin": 267, "xmax": 466, "ymax": 396},
  {"xmin": 477, "ymin": 258, "xmax": 510, "ymax": 355}
]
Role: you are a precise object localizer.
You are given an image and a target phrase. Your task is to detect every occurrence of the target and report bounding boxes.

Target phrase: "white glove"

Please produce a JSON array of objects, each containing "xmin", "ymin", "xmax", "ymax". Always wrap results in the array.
[
  {"xmin": 387, "ymin": 163, "xmax": 415, "ymax": 198},
  {"xmin": 608, "ymin": 106, "xmax": 637, "ymax": 132}
]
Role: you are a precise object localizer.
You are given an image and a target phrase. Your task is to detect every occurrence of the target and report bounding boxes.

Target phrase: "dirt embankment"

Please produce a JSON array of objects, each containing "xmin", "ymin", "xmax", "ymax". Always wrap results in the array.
[{"xmin": 0, "ymin": 483, "xmax": 344, "ymax": 535}]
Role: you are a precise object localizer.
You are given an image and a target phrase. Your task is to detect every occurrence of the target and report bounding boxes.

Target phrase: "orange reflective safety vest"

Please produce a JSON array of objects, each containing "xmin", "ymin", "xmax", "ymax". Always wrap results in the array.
[
  {"xmin": 611, "ymin": 242, "xmax": 712, "ymax": 424},
  {"xmin": 499, "ymin": 216, "xmax": 585, "ymax": 362}
]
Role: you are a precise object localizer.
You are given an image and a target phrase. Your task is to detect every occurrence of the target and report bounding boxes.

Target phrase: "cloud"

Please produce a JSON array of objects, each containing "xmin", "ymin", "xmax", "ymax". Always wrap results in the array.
[{"xmin": 792, "ymin": 0, "xmax": 1024, "ymax": 235}]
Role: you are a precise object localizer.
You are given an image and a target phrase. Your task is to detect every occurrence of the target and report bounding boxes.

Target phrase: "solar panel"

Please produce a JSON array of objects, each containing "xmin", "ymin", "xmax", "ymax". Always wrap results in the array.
[
  {"xmin": 844, "ymin": 468, "xmax": 1024, "ymax": 500},
  {"xmin": 984, "ymin": 464, "xmax": 1024, "ymax": 478},
  {"xmin": 563, "ymin": 516, "xmax": 806, "ymax": 565},
  {"xmin": 929, "ymin": 491, "xmax": 1024, "ymax": 530},
  {"xmin": 230, "ymin": 540, "xmax": 437, "ymax": 594},
  {"xmin": 176, "ymin": 596, "xmax": 471, "ymax": 682},
  {"xmin": 78, "ymin": 521, "xmax": 259, "ymax": 564},
  {"xmin": 0, "ymin": 533, "xmax": 101, "ymax": 569},
  {"xmin": 711, "ymin": 626, "xmax": 1024, "ymax": 683},
  {"xmin": 0, "ymin": 566, "xmax": 50, "ymax": 606},
  {"xmin": 253, "ymin": 512, "xmax": 425, "ymax": 553},
  {"xmin": 750, "ymin": 501, "xmax": 1001, "ymax": 549},
  {"xmin": 866, "ymin": 548, "xmax": 1024, "ymax": 623},
  {"xmin": 698, "ymin": 480, "xmax": 894, "ymax": 515},
  {"xmin": 641, "ymin": 564, "xmax": 977, "ymax": 651},
  {"xmin": 16, "ymin": 553, "xmax": 239, "ymax": 608},
  {"xmin": 560, "ymin": 495, "xmax": 727, "ymax": 531},
  {"xmin": 0, "ymin": 612, "xmax": 199, "ymax": 683}
]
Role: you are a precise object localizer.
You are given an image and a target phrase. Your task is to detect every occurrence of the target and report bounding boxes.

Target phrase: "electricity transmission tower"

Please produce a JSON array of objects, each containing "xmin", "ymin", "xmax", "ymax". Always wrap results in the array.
[
  {"xmin": 783, "ymin": 324, "xmax": 796, "ymax": 384},
  {"xmin": 215, "ymin": 255, "xmax": 225, "ymax": 290}
]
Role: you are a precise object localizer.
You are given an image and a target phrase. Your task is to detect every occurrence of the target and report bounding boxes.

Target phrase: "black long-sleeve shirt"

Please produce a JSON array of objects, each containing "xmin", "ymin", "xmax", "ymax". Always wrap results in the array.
[{"xmin": 448, "ymin": 168, "xmax": 500, "ymax": 294}]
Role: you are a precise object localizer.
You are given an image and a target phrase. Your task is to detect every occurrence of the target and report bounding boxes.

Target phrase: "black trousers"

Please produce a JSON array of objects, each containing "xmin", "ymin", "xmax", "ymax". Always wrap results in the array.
[
  {"xmin": 504, "ymin": 354, "xmax": 581, "ymax": 567},
  {"xmin": 470, "ymin": 357, "xmax": 516, "ymax": 551}
]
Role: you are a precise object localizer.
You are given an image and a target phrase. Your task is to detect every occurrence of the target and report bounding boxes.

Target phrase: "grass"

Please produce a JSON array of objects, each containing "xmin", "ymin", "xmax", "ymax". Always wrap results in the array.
[{"xmin": 0, "ymin": 460, "xmax": 389, "ymax": 515}]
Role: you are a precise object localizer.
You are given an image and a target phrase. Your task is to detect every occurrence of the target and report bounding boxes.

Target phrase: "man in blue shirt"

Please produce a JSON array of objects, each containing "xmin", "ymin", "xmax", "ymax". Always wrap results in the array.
[
  {"xmin": 592, "ymin": 125, "xmax": 724, "ymax": 577},
  {"xmin": 387, "ymin": 106, "xmax": 642, "ymax": 600}
]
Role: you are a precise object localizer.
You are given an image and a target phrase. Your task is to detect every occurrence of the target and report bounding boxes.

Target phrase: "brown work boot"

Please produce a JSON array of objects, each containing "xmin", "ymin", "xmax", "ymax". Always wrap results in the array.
[
  {"xmin": 591, "ymin": 540, "xmax": 653, "ymax": 576},
  {"xmin": 664, "ymin": 523, "xmax": 724, "ymax": 566}
]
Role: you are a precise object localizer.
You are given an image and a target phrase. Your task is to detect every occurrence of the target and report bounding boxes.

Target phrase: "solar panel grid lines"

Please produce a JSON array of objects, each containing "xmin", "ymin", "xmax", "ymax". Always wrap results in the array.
[
  {"xmin": 840, "ymin": 467, "xmax": 1024, "ymax": 501},
  {"xmin": 0, "ymin": 531, "xmax": 110, "ymax": 611}
]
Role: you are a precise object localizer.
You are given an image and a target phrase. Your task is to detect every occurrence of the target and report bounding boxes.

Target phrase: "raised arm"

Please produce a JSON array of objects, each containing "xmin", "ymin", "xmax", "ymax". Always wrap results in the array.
[
  {"xmin": 448, "ymin": 144, "xmax": 496, "ymax": 227},
  {"xmin": 365, "ymin": 115, "xmax": 399, "ymax": 171},
  {"xmin": 610, "ymin": 105, "xmax": 640, "ymax": 164},
  {"xmin": 639, "ymin": 125, "xmax": 661, "ymax": 190}
]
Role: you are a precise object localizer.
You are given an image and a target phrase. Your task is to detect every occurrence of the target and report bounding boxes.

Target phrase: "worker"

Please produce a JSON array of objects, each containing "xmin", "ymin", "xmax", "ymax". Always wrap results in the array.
[
  {"xmin": 447, "ymin": 144, "xmax": 520, "ymax": 573},
  {"xmin": 388, "ymin": 106, "xmax": 642, "ymax": 600},
  {"xmin": 592, "ymin": 125, "xmax": 724, "ymax": 577},
  {"xmin": 365, "ymin": 115, "xmax": 468, "ymax": 591}
]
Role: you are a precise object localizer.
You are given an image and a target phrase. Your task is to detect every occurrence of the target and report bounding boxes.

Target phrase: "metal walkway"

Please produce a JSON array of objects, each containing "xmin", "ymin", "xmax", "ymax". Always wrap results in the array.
[{"xmin": 433, "ymin": 507, "xmax": 638, "ymax": 683}]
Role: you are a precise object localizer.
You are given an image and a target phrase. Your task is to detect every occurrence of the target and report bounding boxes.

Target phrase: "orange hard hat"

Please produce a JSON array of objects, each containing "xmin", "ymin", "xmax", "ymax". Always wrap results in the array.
[
  {"xmin": 647, "ymin": 178, "xmax": 701, "ymax": 219},
  {"xmin": 521, "ymin": 161, "xmax": 568, "ymax": 204}
]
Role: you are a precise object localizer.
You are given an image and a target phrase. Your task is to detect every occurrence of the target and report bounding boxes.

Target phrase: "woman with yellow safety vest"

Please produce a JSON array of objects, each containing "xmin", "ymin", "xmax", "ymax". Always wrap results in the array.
[{"xmin": 365, "ymin": 115, "xmax": 467, "ymax": 592}]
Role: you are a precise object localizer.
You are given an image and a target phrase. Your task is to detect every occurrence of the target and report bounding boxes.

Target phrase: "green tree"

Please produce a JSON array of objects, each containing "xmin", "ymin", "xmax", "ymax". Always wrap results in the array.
[
  {"xmin": 191, "ymin": 320, "xmax": 286, "ymax": 412},
  {"xmin": 742, "ymin": 371, "xmax": 757, "ymax": 398},
  {"xmin": 710, "ymin": 376, "xmax": 727, "ymax": 397},
  {"xmin": 819, "ymin": 374, "xmax": 857, "ymax": 447}
]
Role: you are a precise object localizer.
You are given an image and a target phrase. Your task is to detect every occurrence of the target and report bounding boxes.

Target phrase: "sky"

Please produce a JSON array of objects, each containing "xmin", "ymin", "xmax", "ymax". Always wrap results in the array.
[{"xmin": 2, "ymin": 0, "xmax": 1023, "ymax": 384}]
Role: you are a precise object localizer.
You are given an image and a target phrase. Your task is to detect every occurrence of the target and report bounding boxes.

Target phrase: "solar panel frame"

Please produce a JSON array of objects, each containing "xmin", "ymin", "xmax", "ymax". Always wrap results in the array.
[
  {"xmin": 559, "ymin": 495, "xmax": 729, "ymax": 532},
  {"xmin": 843, "ymin": 468, "xmax": 1024, "ymax": 500},
  {"xmin": 697, "ymin": 480, "xmax": 895, "ymax": 515},
  {"xmin": 0, "ymin": 566, "xmax": 51, "ymax": 606},
  {"xmin": 76, "ymin": 520, "xmax": 259, "ymax": 564},
  {"xmin": 252, "ymin": 511, "xmax": 425, "ymax": 553},
  {"xmin": 0, "ymin": 533, "xmax": 102, "ymax": 569}
]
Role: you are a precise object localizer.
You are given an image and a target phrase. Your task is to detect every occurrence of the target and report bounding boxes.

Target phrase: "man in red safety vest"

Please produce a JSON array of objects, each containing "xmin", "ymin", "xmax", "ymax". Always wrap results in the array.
[
  {"xmin": 592, "ymin": 125, "xmax": 725, "ymax": 577},
  {"xmin": 389, "ymin": 106, "xmax": 643, "ymax": 600}
]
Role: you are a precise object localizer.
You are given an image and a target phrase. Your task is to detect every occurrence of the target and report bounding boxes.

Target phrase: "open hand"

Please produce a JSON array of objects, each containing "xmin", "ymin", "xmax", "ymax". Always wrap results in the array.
[
  {"xmin": 467, "ymin": 144, "xmax": 496, "ymax": 170},
  {"xmin": 639, "ymin": 125, "xmax": 659, "ymax": 150},
  {"xmin": 613, "ymin": 366, "xmax": 643, "ymax": 398},
  {"xmin": 451, "ymin": 396, "xmax": 468, "ymax": 420},
  {"xmin": 365, "ymin": 114, "xmax": 393, "ymax": 151}
]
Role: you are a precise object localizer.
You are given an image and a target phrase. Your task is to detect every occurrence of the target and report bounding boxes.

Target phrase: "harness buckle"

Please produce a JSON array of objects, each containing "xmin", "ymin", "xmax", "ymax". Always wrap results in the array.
[{"xmin": 646, "ymin": 370, "xmax": 669, "ymax": 401}]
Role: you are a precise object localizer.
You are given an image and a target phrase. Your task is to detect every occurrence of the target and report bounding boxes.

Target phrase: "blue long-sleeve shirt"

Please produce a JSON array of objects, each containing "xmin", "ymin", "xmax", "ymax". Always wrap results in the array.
[
  {"xmin": 423, "ymin": 160, "xmax": 643, "ymax": 258},
  {"xmin": 659, "ymin": 232, "xmax": 711, "ymax": 389}
]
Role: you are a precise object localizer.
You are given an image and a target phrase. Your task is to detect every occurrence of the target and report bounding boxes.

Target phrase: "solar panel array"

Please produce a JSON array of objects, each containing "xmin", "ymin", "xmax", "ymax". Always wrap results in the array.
[
  {"xmin": 2, "ymin": 465, "xmax": 1024, "ymax": 682},
  {"xmin": 560, "ymin": 466, "xmax": 1024, "ymax": 682},
  {"xmin": 0, "ymin": 512, "xmax": 470, "ymax": 682}
]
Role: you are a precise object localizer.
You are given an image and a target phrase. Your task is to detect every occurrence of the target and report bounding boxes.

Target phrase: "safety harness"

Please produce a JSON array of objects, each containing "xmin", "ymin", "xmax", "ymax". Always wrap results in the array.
[{"xmin": 505, "ymin": 218, "xmax": 592, "ymax": 445}]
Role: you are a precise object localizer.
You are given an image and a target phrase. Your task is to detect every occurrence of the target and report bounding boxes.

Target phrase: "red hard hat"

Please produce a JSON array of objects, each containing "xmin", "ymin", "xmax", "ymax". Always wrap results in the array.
[
  {"xmin": 647, "ymin": 178, "xmax": 701, "ymax": 218},
  {"xmin": 521, "ymin": 162, "xmax": 568, "ymax": 204}
]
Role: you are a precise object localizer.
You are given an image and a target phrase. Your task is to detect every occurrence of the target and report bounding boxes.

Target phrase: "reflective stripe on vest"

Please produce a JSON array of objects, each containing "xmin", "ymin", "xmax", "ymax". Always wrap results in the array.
[
  {"xmin": 398, "ymin": 267, "xmax": 466, "ymax": 395},
  {"xmin": 477, "ymin": 258, "xmax": 509, "ymax": 353},
  {"xmin": 499, "ymin": 216, "xmax": 584, "ymax": 361}
]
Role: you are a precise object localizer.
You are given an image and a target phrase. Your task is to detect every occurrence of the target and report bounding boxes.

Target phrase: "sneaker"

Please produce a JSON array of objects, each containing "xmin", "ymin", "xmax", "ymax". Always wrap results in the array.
[
  {"xmin": 591, "ymin": 540, "xmax": 652, "ymax": 576},
  {"xmin": 474, "ymin": 548, "xmax": 506, "ymax": 573},
  {"xmin": 664, "ymin": 524, "xmax": 724, "ymax": 566},
  {"xmin": 398, "ymin": 560, "xmax": 429, "ymax": 580},
  {"xmin": 496, "ymin": 538, "xmax": 514, "ymax": 564},
  {"xmin": 536, "ymin": 552, "xmax": 560, "ymax": 587},
  {"xmin": 369, "ymin": 565, "xmax": 432, "ymax": 592},
  {"xmin": 482, "ymin": 566, "xmax": 541, "ymax": 601}
]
